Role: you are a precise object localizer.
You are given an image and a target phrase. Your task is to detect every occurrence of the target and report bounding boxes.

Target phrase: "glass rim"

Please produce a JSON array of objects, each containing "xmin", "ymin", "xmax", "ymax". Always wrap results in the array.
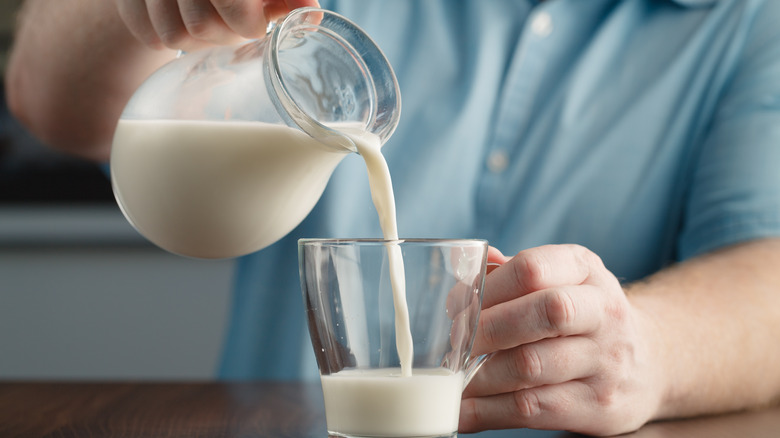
[{"xmin": 298, "ymin": 238, "xmax": 488, "ymax": 247}]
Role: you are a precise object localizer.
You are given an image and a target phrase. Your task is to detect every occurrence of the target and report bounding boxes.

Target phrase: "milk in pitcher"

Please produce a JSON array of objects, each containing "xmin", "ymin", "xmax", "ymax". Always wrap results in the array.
[{"xmin": 111, "ymin": 119, "xmax": 346, "ymax": 259}]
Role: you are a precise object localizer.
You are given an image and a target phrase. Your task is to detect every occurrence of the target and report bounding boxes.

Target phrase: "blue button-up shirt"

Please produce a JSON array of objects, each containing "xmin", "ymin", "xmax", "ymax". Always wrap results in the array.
[{"xmin": 219, "ymin": 0, "xmax": 780, "ymax": 393}]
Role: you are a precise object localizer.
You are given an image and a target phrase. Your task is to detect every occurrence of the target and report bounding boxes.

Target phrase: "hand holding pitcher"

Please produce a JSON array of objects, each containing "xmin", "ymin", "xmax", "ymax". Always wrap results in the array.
[{"xmin": 112, "ymin": 0, "xmax": 320, "ymax": 50}]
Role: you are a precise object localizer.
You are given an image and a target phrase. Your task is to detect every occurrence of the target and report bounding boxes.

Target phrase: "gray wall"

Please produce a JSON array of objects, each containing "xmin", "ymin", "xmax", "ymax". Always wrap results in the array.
[
  {"xmin": 0, "ymin": 205, "xmax": 234, "ymax": 380},
  {"xmin": 2, "ymin": 2, "xmax": 234, "ymax": 380}
]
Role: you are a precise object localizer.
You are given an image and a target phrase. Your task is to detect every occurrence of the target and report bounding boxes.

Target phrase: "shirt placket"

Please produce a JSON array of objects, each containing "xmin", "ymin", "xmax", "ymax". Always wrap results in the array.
[{"xmin": 475, "ymin": 6, "xmax": 559, "ymax": 241}]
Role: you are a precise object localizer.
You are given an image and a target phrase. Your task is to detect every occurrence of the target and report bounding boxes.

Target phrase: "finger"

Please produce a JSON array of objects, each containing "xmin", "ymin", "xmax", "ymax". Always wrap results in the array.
[
  {"xmin": 285, "ymin": 0, "xmax": 323, "ymax": 25},
  {"xmin": 266, "ymin": 0, "xmax": 324, "ymax": 30},
  {"xmin": 211, "ymin": 0, "xmax": 269, "ymax": 39},
  {"xmin": 447, "ymin": 300, "xmax": 480, "ymax": 365},
  {"xmin": 463, "ymin": 336, "xmax": 600, "ymax": 398},
  {"xmin": 445, "ymin": 279, "xmax": 480, "ymax": 321},
  {"xmin": 146, "ymin": 0, "xmax": 189, "ymax": 49},
  {"xmin": 178, "ymin": 0, "xmax": 240, "ymax": 45},
  {"xmin": 268, "ymin": 0, "xmax": 322, "ymax": 22},
  {"xmin": 487, "ymin": 246, "xmax": 509, "ymax": 267},
  {"xmin": 472, "ymin": 285, "xmax": 603, "ymax": 355},
  {"xmin": 116, "ymin": 0, "xmax": 163, "ymax": 48},
  {"xmin": 483, "ymin": 244, "xmax": 605, "ymax": 309},
  {"xmin": 263, "ymin": 0, "xmax": 291, "ymax": 23},
  {"xmin": 285, "ymin": 0, "xmax": 320, "ymax": 8},
  {"xmin": 445, "ymin": 243, "xmax": 488, "ymax": 317},
  {"xmin": 460, "ymin": 380, "xmax": 607, "ymax": 434}
]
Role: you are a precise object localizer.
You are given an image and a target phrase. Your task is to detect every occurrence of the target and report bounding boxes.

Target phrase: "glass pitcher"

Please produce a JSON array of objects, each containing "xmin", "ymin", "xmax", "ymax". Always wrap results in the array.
[{"xmin": 110, "ymin": 8, "xmax": 400, "ymax": 259}]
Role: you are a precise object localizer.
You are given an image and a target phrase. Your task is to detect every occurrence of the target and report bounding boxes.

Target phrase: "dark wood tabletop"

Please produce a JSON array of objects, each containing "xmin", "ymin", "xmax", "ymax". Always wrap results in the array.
[{"xmin": 0, "ymin": 381, "xmax": 778, "ymax": 438}]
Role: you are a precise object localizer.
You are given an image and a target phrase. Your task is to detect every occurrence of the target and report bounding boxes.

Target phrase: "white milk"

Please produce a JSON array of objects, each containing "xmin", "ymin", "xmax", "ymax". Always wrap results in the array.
[
  {"xmin": 348, "ymin": 130, "xmax": 413, "ymax": 377},
  {"xmin": 111, "ymin": 119, "xmax": 346, "ymax": 259},
  {"xmin": 321, "ymin": 367, "xmax": 465, "ymax": 437}
]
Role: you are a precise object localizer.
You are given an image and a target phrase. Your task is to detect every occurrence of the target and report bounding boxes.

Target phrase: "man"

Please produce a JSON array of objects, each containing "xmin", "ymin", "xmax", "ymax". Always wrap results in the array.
[{"xmin": 6, "ymin": 0, "xmax": 780, "ymax": 435}]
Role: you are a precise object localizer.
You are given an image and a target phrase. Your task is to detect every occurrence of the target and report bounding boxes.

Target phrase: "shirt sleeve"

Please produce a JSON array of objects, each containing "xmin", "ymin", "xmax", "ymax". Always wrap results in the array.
[{"xmin": 678, "ymin": 1, "xmax": 780, "ymax": 260}]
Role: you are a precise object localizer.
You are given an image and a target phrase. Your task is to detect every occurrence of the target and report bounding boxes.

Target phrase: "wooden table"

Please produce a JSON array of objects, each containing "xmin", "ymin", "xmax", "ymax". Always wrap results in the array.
[{"xmin": 0, "ymin": 382, "xmax": 778, "ymax": 438}]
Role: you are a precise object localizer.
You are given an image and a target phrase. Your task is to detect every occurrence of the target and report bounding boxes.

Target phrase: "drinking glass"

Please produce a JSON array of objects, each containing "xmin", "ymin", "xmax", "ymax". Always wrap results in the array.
[{"xmin": 299, "ymin": 238, "xmax": 492, "ymax": 438}]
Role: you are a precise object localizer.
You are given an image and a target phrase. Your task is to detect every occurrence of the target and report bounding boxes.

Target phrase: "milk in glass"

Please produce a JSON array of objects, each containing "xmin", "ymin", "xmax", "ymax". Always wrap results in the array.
[{"xmin": 321, "ymin": 368, "xmax": 465, "ymax": 437}]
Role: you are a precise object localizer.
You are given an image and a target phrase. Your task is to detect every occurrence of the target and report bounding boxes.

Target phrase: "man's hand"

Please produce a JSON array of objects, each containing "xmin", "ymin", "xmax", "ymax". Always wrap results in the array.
[
  {"xmin": 460, "ymin": 244, "xmax": 663, "ymax": 436},
  {"xmin": 114, "ymin": 0, "xmax": 320, "ymax": 50}
]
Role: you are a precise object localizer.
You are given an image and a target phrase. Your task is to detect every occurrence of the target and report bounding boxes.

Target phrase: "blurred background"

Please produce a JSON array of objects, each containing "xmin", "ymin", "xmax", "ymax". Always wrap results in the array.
[{"xmin": 0, "ymin": 1, "xmax": 234, "ymax": 380}]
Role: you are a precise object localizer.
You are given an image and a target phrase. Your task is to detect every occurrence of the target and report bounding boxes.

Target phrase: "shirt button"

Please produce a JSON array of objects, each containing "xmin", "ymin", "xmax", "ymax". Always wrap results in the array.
[
  {"xmin": 531, "ymin": 11, "xmax": 553, "ymax": 37},
  {"xmin": 487, "ymin": 151, "xmax": 509, "ymax": 173}
]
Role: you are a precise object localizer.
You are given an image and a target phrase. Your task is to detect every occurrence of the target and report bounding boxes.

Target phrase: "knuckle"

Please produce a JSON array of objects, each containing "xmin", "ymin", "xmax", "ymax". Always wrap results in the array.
[
  {"xmin": 510, "ymin": 345, "xmax": 543, "ymax": 384},
  {"xmin": 212, "ymin": 0, "xmax": 246, "ymax": 19},
  {"xmin": 478, "ymin": 315, "xmax": 501, "ymax": 351},
  {"xmin": 515, "ymin": 249, "xmax": 549, "ymax": 290},
  {"xmin": 180, "ymin": 5, "xmax": 215, "ymax": 38},
  {"xmin": 603, "ymin": 341, "xmax": 636, "ymax": 384},
  {"xmin": 587, "ymin": 365, "xmax": 632, "ymax": 414},
  {"xmin": 582, "ymin": 249, "xmax": 603, "ymax": 269},
  {"xmin": 594, "ymin": 382, "xmax": 622, "ymax": 412},
  {"xmin": 157, "ymin": 28, "xmax": 188, "ymax": 48},
  {"xmin": 540, "ymin": 290, "xmax": 577, "ymax": 333},
  {"xmin": 184, "ymin": 18, "xmax": 213, "ymax": 39},
  {"xmin": 605, "ymin": 297, "xmax": 630, "ymax": 323},
  {"xmin": 606, "ymin": 346, "xmax": 628, "ymax": 371},
  {"xmin": 567, "ymin": 243, "xmax": 590, "ymax": 257},
  {"xmin": 513, "ymin": 390, "xmax": 542, "ymax": 418},
  {"xmin": 573, "ymin": 244, "xmax": 606, "ymax": 273}
]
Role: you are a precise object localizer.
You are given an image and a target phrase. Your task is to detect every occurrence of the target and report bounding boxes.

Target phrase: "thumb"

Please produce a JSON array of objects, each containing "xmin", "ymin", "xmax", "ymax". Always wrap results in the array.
[{"xmin": 264, "ymin": 0, "xmax": 320, "ymax": 23}]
